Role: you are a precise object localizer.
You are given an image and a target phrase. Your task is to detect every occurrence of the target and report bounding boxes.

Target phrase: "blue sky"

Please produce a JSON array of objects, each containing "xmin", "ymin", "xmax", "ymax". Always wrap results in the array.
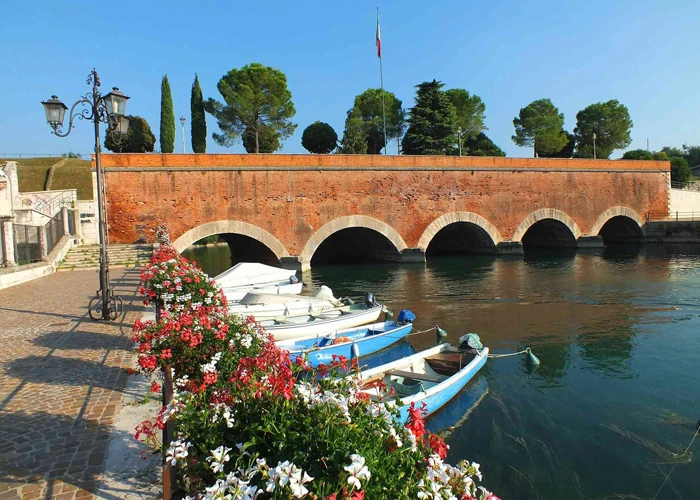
[{"xmin": 1, "ymin": 0, "xmax": 698, "ymax": 158}]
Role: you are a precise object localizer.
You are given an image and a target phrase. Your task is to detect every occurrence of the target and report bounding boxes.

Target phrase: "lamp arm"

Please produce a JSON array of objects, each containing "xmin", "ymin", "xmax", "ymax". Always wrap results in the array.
[{"xmin": 51, "ymin": 96, "xmax": 95, "ymax": 138}]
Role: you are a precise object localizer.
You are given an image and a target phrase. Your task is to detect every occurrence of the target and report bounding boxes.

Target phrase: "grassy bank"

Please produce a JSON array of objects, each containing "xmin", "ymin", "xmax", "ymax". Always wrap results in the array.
[{"xmin": 4, "ymin": 157, "xmax": 93, "ymax": 200}]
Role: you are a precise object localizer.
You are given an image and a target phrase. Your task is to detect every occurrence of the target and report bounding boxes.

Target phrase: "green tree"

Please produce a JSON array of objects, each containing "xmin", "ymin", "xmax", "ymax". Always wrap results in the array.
[
  {"xmin": 302, "ymin": 121, "xmax": 338, "ymax": 154},
  {"xmin": 190, "ymin": 74, "xmax": 207, "ymax": 153},
  {"xmin": 671, "ymin": 156, "xmax": 691, "ymax": 185},
  {"xmin": 537, "ymin": 132, "xmax": 576, "ymax": 158},
  {"xmin": 242, "ymin": 124, "xmax": 280, "ymax": 153},
  {"xmin": 574, "ymin": 100, "xmax": 632, "ymax": 159},
  {"xmin": 342, "ymin": 89, "xmax": 404, "ymax": 154},
  {"xmin": 463, "ymin": 132, "xmax": 505, "ymax": 157},
  {"xmin": 160, "ymin": 75, "xmax": 175, "ymax": 153},
  {"xmin": 339, "ymin": 109, "xmax": 368, "ymax": 154},
  {"xmin": 401, "ymin": 80, "xmax": 456, "ymax": 155},
  {"xmin": 444, "ymin": 89, "xmax": 486, "ymax": 139},
  {"xmin": 621, "ymin": 149, "xmax": 654, "ymax": 160},
  {"xmin": 104, "ymin": 115, "xmax": 156, "ymax": 153},
  {"xmin": 205, "ymin": 63, "xmax": 297, "ymax": 153},
  {"xmin": 512, "ymin": 98, "xmax": 568, "ymax": 157},
  {"xmin": 684, "ymin": 145, "xmax": 700, "ymax": 168}
]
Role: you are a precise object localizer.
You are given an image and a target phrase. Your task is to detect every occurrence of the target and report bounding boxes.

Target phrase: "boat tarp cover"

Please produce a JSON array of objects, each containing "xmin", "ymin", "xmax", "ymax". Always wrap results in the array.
[{"xmin": 214, "ymin": 262, "xmax": 297, "ymax": 288}]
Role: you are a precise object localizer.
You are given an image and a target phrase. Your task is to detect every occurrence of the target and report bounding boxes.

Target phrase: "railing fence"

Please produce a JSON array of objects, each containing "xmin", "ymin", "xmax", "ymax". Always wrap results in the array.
[
  {"xmin": 45, "ymin": 210, "xmax": 66, "ymax": 255},
  {"xmin": 646, "ymin": 211, "xmax": 700, "ymax": 222},
  {"xmin": 14, "ymin": 224, "xmax": 42, "ymax": 265}
]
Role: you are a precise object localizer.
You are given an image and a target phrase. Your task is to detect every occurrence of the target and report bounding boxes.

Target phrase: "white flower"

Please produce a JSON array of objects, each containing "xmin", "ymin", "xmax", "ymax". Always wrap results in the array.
[
  {"xmin": 207, "ymin": 445, "xmax": 231, "ymax": 473},
  {"xmin": 165, "ymin": 439, "xmax": 191, "ymax": 466},
  {"xmin": 344, "ymin": 454, "xmax": 371, "ymax": 490}
]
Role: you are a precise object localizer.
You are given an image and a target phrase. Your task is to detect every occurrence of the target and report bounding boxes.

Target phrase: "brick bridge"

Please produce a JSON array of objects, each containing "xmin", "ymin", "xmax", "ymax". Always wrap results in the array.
[{"xmin": 101, "ymin": 154, "xmax": 669, "ymax": 270}]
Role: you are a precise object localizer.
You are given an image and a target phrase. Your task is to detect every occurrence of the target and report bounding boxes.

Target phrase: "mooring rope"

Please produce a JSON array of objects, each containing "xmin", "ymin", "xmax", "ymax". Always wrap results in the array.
[
  {"xmin": 651, "ymin": 424, "xmax": 700, "ymax": 500},
  {"xmin": 488, "ymin": 348, "xmax": 531, "ymax": 359}
]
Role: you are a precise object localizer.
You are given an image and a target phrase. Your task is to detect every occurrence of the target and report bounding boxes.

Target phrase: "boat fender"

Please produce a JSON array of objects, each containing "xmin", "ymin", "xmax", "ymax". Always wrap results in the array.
[
  {"xmin": 289, "ymin": 275, "xmax": 300, "ymax": 284},
  {"xmin": 364, "ymin": 292, "xmax": 379, "ymax": 308},
  {"xmin": 397, "ymin": 309, "xmax": 416, "ymax": 325},
  {"xmin": 436, "ymin": 326, "xmax": 449, "ymax": 345},
  {"xmin": 332, "ymin": 336, "xmax": 350, "ymax": 345},
  {"xmin": 352, "ymin": 343, "xmax": 360, "ymax": 359}
]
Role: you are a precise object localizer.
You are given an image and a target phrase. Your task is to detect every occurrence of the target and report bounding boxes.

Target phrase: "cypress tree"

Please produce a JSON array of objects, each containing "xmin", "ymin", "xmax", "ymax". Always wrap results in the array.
[
  {"xmin": 160, "ymin": 75, "xmax": 175, "ymax": 153},
  {"xmin": 190, "ymin": 74, "xmax": 207, "ymax": 153},
  {"xmin": 401, "ymin": 80, "xmax": 456, "ymax": 155}
]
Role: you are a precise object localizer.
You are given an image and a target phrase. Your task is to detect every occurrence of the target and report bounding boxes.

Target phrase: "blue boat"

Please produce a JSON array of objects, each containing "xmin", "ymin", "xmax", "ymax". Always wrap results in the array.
[
  {"xmin": 276, "ymin": 310, "xmax": 416, "ymax": 367},
  {"xmin": 359, "ymin": 338, "xmax": 489, "ymax": 424}
]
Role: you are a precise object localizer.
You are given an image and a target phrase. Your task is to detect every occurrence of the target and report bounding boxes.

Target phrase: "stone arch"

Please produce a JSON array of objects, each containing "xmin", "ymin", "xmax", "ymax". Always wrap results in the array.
[
  {"xmin": 417, "ymin": 212, "xmax": 503, "ymax": 250},
  {"xmin": 512, "ymin": 208, "xmax": 582, "ymax": 242},
  {"xmin": 589, "ymin": 206, "xmax": 645, "ymax": 236},
  {"xmin": 172, "ymin": 221, "xmax": 290, "ymax": 259},
  {"xmin": 299, "ymin": 215, "xmax": 407, "ymax": 264}
]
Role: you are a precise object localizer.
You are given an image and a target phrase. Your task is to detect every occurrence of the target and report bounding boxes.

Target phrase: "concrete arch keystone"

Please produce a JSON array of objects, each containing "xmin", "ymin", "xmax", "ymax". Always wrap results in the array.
[
  {"xmin": 299, "ymin": 216, "xmax": 407, "ymax": 263},
  {"xmin": 512, "ymin": 209, "xmax": 582, "ymax": 242},
  {"xmin": 589, "ymin": 206, "xmax": 645, "ymax": 236},
  {"xmin": 172, "ymin": 221, "xmax": 290, "ymax": 259},
  {"xmin": 417, "ymin": 212, "xmax": 502, "ymax": 250}
]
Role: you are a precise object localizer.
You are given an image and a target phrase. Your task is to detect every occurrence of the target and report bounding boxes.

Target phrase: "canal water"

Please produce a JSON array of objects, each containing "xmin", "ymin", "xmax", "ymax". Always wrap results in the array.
[{"xmin": 182, "ymin": 244, "xmax": 700, "ymax": 499}]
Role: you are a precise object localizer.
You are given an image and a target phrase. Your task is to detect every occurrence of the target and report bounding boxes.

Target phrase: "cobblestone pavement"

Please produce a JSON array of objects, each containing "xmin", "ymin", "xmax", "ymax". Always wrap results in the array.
[{"xmin": 0, "ymin": 268, "xmax": 147, "ymax": 499}]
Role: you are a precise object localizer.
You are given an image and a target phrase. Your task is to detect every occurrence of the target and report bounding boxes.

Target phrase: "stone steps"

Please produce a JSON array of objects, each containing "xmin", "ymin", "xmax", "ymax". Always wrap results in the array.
[{"xmin": 58, "ymin": 244, "xmax": 153, "ymax": 271}]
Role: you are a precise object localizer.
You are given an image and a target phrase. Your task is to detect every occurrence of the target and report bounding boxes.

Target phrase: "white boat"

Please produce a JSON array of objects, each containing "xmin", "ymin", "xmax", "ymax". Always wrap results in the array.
[
  {"xmin": 258, "ymin": 294, "xmax": 384, "ymax": 341},
  {"xmin": 213, "ymin": 262, "xmax": 302, "ymax": 302},
  {"xmin": 359, "ymin": 340, "xmax": 489, "ymax": 423},
  {"xmin": 228, "ymin": 286, "xmax": 343, "ymax": 321}
]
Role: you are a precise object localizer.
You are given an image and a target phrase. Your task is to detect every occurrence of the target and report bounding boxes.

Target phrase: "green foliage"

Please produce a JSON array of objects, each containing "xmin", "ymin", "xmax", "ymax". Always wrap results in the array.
[
  {"xmin": 104, "ymin": 115, "xmax": 156, "ymax": 153},
  {"xmin": 242, "ymin": 124, "xmax": 280, "ymax": 153},
  {"xmin": 671, "ymin": 156, "xmax": 691, "ymax": 184},
  {"xmin": 341, "ymin": 88, "xmax": 405, "ymax": 154},
  {"xmin": 339, "ymin": 109, "xmax": 368, "ymax": 154},
  {"xmin": 190, "ymin": 74, "xmax": 207, "ymax": 153},
  {"xmin": 205, "ymin": 63, "xmax": 297, "ymax": 153},
  {"xmin": 621, "ymin": 149, "xmax": 654, "ymax": 160},
  {"xmin": 402, "ymin": 80, "xmax": 457, "ymax": 155},
  {"xmin": 194, "ymin": 235, "xmax": 222, "ymax": 245},
  {"xmin": 512, "ymin": 98, "xmax": 568, "ymax": 157},
  {"xmin": 444, "ymin": 88, "xmax": 486, "ymax": 139},
  {"xmin": 463, "ymin": 133, "xmax": 506, "ymax": 157},
  {"xmin": 684, "ymin": 145, "xmax": 700, "ymax": 168},
  {"xmin": 536, "ymin": 132, "xmax": 576, "ymax": 158},
  {"xmin": 62, "ymin": 152, "xmax": 81, "ymax": 159},
  {"xmin": 574, "ymin": 100, "xmax": 632, "ymax": 159},
  {"xmin": 301, "ymin": 121, "xmax": 338, "ymax": 153},
  {"xmin": 160, "ymin": 75, "xmax": 176, "ymax": 153}
]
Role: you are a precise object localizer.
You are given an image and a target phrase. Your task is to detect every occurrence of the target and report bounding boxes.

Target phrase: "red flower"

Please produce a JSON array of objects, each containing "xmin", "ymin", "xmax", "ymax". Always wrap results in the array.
[{"xmin": 150, "ymin": 381, "xmax": 162, "ymax": 393}]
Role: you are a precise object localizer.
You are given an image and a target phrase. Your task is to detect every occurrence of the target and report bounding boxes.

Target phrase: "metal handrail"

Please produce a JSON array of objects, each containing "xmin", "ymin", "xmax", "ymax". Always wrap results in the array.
[
  {"xmin": 646, "ymin": 211, "xmax": 700, "ymax": 222},
  {"xmin": 670, "ymin": 180, "xmax": 700, "ymax": 191}
]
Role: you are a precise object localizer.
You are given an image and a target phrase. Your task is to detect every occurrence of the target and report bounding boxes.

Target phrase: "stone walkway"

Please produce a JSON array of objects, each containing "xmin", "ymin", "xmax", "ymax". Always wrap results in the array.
[{"xmin": 0, "ymin": 268, "xmax": 150, "ymax": 499}]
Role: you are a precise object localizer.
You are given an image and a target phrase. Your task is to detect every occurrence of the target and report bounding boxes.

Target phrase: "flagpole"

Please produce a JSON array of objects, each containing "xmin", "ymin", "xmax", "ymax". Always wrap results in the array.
[{"xmin": 377, "ymin": 7, "xmax": 387, "ymax": 154}]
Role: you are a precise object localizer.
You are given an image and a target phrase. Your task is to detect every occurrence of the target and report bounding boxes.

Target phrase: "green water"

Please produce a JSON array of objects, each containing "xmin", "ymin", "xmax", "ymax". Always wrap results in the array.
[{"xmin": 182, "ymin": 244, "xmax": 700, "ymax": 499}]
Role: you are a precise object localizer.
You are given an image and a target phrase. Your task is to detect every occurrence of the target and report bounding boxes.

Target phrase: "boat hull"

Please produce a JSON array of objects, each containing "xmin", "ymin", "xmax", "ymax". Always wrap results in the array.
[
  {"xmin": 260, "ymin": 304, "xmax": 384, "ymax": 341},
  {"xmin": 223, "ymin": 281, "xmax": 303, "ymax": 303},
  {"xmin": 278, "ymin": 321, "xmax": 413, "ymax": 367}
]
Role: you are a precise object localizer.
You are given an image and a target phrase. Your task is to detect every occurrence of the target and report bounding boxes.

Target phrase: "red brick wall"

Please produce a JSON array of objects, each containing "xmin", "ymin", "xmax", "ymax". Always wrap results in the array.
[{"xmin": 101, "ymin": 154, "xmax": 669, "ymax": 254}]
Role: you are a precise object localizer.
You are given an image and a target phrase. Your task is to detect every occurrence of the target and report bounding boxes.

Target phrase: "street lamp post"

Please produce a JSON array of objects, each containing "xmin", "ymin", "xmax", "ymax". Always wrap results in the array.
[
  {"xmin": 180, "ymin": 116, "xmax": 186, "ymax": 153},
  {"xmin": 41, "ymin": 69, "xmax": 130, "ymax": 321},
  {"xmin": 593, "ymin": 132, "xmax": 597, "ymax": 160},
  {"xmin": 457, "ymin": 127, "xmax": 463, "ymax": 157}
]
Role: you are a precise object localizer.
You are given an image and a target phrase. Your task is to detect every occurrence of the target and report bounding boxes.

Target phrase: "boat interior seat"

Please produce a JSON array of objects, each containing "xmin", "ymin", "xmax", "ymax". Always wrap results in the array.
[{"xmin": 386, "ymin": 369, "xmax": 444, "ymax": 384}]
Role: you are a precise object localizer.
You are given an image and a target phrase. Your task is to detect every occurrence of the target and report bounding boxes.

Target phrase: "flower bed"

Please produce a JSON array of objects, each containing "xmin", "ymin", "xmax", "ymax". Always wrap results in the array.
[{"xmin": 132, "ymin": 232, "xmax": 499, "ymax": 499}]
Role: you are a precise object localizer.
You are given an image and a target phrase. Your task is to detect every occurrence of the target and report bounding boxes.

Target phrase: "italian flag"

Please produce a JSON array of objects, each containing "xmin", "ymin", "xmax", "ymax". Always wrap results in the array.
[{"xmin": 376, "ymin": 12, "xmax": 382, "ymax": 58}]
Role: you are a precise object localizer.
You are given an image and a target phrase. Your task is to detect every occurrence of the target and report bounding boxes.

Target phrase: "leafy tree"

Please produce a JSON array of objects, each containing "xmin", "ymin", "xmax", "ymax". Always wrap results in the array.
[
  {"xmin": 339, "ymin": 109, "xmax": 368, "ymax": 154},
  {"xmin": 684, "ymin": 145, "xmax": 700, "ymax": 168},
  {"xmin": 242, "ymin": 124, "xmax": 280, "ymax": 153},
  {"xmin": 401, "ymin": 80, "xmax": 456, "ymax": 155},
  {"xmin": 190, "ymin": 74, "xmax": 207, "ymax": 153},
  {"xmin": 512, "ymin": 98, "xmax": 568, "ymax": 157},
  {"xmin": 537, "ymin": 132, "xmax": 576, "ymax": 158},
  {"xmin": 444, "ymin": 89, "xmax": 486, "ymax": 139},
  {"xmin": 160, "ymin": 75, "xmax": 175, "ymax": 153},
  {"xmin": 205, "ymin": 63, "xmax": 297, "ymax": 153},
  {"xmin": 342, "ymin": 89, "xmax": 404, "ymax": 154},
  {"xmin": 302, "ymin": 121, "xmax": 338, "ymax": 154},
  {"xmin": 660, "ymin": 146, "xmax": 685, "ymax": 158},
  {"xmin": 671, "ymin": 156, "xmax": 691, "ymax": 184},
  {"xmin": 463, "ymin": 132, "xmax": 505, "ymax": 157},
  {"xmin": 621, "ymin": 149, "xmax": 654, "ymax": 160},
  {"xmin": 104, "ymin": 115, "xmax": 156, "ymax": 153},
  {"xmin": 574, "ymin": 100, "xmax": 632, "ymax": 159}
]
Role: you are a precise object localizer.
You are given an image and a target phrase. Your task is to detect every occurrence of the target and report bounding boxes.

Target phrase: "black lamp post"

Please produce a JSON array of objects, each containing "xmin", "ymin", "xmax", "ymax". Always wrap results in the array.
[{"xmin": 41, "ymin": 69, "xmax": 129, "ymax": 321}]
